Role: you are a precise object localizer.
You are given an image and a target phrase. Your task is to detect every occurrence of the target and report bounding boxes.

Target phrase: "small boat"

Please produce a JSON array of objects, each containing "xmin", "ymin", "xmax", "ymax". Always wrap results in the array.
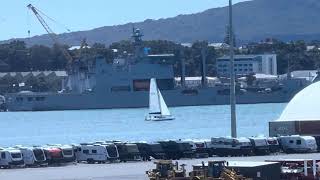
[{"xmin": 145, "ymin": 78, "xmax": 175, "ymax": 121}]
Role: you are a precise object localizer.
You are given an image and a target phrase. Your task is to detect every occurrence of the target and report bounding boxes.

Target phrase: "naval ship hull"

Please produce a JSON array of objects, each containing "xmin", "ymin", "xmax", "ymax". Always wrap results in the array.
[{"xmin": 5, "ymin": 86, "xmax": 300, "ymax": 111}]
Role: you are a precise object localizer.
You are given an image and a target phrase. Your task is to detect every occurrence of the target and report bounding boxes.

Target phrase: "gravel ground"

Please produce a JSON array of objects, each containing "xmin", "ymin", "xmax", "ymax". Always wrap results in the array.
[{"xmin": 1, "ymin": 153, "xmax": 320, "ymax": 180}]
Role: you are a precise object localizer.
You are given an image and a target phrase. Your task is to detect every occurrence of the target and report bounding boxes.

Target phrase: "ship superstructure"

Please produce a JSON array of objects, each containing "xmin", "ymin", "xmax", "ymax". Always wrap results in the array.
[{"xmin": 4, "ymin": 29, "xmax": 312, "ymax": 111}]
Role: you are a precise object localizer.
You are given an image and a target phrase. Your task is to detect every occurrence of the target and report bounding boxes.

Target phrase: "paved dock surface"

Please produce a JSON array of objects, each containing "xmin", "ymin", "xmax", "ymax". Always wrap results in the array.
[{"xmin": 1, "ymin": 153, "xmax": 320, "ymax": 180}]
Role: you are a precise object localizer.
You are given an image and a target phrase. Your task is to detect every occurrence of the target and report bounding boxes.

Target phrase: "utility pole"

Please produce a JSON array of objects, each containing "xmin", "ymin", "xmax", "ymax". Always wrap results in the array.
[{"xmin": 229, "ymin": 0, "xmax": 237, "ymax": 138}]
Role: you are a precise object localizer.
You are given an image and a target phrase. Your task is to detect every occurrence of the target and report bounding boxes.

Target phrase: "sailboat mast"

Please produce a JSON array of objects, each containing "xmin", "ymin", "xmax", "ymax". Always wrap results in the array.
[
  {"xmin": 229, "ymin": 0, "xmax": 237, "ymax": 138},
  {"xmin": 157, "ymin": 88, "xmax": 163, "ymax": 114}
]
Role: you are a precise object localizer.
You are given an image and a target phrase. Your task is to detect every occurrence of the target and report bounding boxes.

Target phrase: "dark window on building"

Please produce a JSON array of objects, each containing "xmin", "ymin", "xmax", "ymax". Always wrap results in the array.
[
  {"xmin": 289, "ymin": 140, "xmax": 294, "ymax": 144},
  {"xmin": 249, "ymin": 69, "xmax": 253, "ymax": 71},
  {"xmin": 156, "ymin": 79, "xmax": 174, "ymax": 90},
  {"xmin": 133, "ymin": 80, "xmax": 149, "ymax": 91},
  {"xmin": 111, "ymin": 86, "xmax": 131, "ymax": 92},
  {"xmin": 239, "ymin": 64, "xmax": 243, "ymax": 67},
  {"xmin": 92, "ymin": 150, "xmax": 97, "ymax": 154},
  {"xmin": 28, "ymin": 97, "xmax": 33, "ymax": 102},
  {"xmin": 296, "ymin": 140, "xmax": 302, "ymax": 145},
  {"xmin": 218, "ymin": 89, "xmax": 230, "ymax": 95},
  {"xmin": 1, "ymin": 152, "xmax": 5, "ymax": 159},
  {"xmin": 249, "ymin": 64, "xmax": 253, "ymax": 67},
  {"xmin": 244, "ymin": 64, "xmax": 248, "ymax": 66},
  {"xmin": 36, "ymin": 97, "xmax": 45, "ymax": 101},
  {"xmin": 182, "ymin": 89, "xmax": 198, "ymax": 96},
  {"xmin": 133, "ymin": 79, "xmax": 174, "ymax": 91},
  {"xmin": 83, "ymin": 150, "xmax": 89, "ymax": 154},
  {"xmin": 245, "ymin": 69, "xmax": 248, "ymax": 71},
  {"xmin": 16, "ymin": 97, "xmax": 23, "ymax": 102}
]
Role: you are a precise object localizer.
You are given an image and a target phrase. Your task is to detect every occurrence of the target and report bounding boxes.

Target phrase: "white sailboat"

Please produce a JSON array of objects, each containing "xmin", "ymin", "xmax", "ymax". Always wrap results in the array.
[{"xmin": 145, "ymin": 78, "xmax": 175, "ymax": 121}]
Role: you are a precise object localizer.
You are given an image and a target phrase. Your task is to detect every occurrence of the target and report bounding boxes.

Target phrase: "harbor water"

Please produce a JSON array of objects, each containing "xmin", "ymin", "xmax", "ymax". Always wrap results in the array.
[{"xmin": 0, "ymin": 103, "xmax": 287, "ymax": 146}]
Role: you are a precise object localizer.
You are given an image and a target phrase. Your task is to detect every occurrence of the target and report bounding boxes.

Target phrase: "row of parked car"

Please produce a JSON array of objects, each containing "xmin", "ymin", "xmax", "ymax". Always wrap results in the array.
[{"xmin": 0, "ymin": 135, "xmax": 319, "ymax": 169}]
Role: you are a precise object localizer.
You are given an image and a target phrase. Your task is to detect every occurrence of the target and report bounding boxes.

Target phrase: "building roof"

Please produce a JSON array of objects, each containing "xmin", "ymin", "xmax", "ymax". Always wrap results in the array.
[
  {"xmin": 68, "ymin": 45, "xmax": 91, "ymax": 50},
  {"xmin": 218, "ymin": 54, "xmax": 259, "ymax": 60},
  {"xmin": 180, "ymin": 43, "xmax": 192, "ymax": 48},
  {"xmin": 291, "ymin": 70, "xmax": 317, "ymax": 81},
  {"xmin": 174, "ymin": 76, "xmax": 218, "ymax": 80},
  {"xmin": 0, "ymin": 71, "xmax": 68, "ymax": 79},
  {"xmin": 195, "ymin": 161, "xmax": 278, "ymax": 168},
  {"xmin": 254, "ymin": 73, "xmax": 278, "ymax": 79},
  {"xmin": 208, "ymin": 43, "xmax": 230, "ymax": 49},
  {"xmin": 227, "ymin": 161, "xmax": 279, "ymax": 167},
  {"xmin": 148, "ymin": 54, "xmax": 175, "ymax": 57},
  {"xmin": 218, "ymin": 54, "xmax": 276, "ymax": 60},
  {"xmin": 276, "ymin": 81, "xmax": 320, "ymax": 122}
]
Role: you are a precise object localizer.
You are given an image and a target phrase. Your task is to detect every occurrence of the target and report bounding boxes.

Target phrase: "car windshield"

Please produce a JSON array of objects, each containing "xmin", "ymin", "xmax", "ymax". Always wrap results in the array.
[
  {"xmin": 33, "ymin": 149, "xmax": 45, "ymax": 161},
  {"xmin": 106, "ymin": 145, "xmax": 118, "ymax": 157},
  {"xmin": 126, "ymin": 145, "xmax": 139, "ymax": 153},
  {"xmin": 10, "ymin": 152, "xmax": 22, "ymax": 159},
  {"xmin": 267, "ymin": 139, "xmax": 278, "ymax": 145},
  {"xmin": 150, "ymin": 144, "xmax": 163, "ymax": 152},
  {"xmin": 62, "ymin": 149, "xmax": 73, "ymax": 156},
  {"xmin": 178, "ymin": 143, "xmax": 191, "ymax": 151}
]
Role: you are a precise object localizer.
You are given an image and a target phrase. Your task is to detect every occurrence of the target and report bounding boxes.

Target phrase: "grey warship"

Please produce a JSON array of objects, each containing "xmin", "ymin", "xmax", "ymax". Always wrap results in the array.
[{"xmin": 4, "ymin": 29, "xmax": 312, "ymax": 111}]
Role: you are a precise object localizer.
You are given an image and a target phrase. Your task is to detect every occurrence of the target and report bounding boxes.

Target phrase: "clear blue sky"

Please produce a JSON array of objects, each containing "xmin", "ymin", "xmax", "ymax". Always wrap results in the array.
[{"xmin": 0, "ymin": 0, "xmax": 248, "ymax": 41}]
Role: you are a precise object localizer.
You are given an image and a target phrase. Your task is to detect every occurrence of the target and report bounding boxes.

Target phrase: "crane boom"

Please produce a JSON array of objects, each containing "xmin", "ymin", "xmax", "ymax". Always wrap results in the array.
[{"xmin": 27, "ymin": 4, "xmax": 74, "ymax": 64}]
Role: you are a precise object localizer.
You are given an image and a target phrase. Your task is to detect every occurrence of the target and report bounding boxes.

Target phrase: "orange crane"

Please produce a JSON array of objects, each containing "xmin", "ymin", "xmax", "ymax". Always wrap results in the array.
[{"xmin": 27, "ymin": 4, "xmax": 74, "ymax": 66}]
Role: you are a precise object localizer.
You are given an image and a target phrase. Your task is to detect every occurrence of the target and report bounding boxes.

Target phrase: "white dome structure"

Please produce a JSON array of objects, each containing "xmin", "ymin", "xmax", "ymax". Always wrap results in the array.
[
  {"xmin": 269, "ymin": 81, "xmax": 320, "ymax": 136},
  {"xmin": 277, "ymin": 81, "xmax": 320, "ymax": 121}
]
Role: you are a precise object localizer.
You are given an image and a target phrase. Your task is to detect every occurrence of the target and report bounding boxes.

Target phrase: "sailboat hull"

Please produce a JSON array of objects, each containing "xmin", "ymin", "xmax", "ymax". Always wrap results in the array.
[{"xmin": 145, "ymin": 115, "xmax": 175, "ymax": 121}]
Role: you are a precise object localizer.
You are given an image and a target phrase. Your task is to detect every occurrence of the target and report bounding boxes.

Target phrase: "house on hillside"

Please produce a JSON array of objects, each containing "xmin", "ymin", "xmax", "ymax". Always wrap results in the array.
[{"xmin": 208, "ymin": 43, "xmax": 230, "ymax": 50}]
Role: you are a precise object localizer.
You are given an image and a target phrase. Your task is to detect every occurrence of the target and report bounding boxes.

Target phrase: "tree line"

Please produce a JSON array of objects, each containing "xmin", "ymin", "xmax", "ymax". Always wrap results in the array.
[{"xmin": 0, "ymin": 39, "xmax": 320, "ymax": 76}]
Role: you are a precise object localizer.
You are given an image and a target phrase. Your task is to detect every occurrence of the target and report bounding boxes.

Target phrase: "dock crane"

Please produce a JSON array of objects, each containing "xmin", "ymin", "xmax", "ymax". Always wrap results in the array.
[{"xmin": 27, "ymin": 4, "xmax": 74, "ymax": 67}]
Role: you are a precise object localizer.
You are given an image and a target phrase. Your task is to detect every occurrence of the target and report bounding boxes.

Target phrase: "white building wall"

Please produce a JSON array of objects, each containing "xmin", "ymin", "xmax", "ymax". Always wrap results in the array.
[
  {"xmin": 260, "ymin": 54, "xmax": 277, "ymax": 75},
  {"xmin": 251, "ymin": 61, "xmax": 260, "ymax": 74},
  {"xmin": 217, "ymin": 54, "xmax": 277, "ymax": 76}
]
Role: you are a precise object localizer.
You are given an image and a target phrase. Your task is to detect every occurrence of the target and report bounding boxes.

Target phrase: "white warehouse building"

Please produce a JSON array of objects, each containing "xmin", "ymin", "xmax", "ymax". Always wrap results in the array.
[{"xmin": 216, "ymin": 54, "xmax": 277, "ymax": 76}]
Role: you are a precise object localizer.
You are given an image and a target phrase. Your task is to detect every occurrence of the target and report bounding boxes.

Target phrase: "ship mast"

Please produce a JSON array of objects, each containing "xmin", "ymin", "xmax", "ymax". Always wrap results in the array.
[
  {"xmin": 229, "ymin": 0, "xmax": 237, "ymax": 138},
  {"xmin": 132, "ymin": 27, "xmax": 144, "ymax": 58}
]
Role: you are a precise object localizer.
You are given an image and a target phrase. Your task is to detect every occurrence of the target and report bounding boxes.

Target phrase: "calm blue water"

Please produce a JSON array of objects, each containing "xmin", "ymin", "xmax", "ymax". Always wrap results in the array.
[{"xmin": 0, "ymin": 103, "xmax": 287, "ymax": 146}]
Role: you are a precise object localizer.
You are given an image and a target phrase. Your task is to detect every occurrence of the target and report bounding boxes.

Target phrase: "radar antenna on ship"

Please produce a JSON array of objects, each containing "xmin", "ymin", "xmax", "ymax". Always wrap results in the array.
[
  {"xmin": 132, "ymin": 27, "xmax": 143, "ymax": 44},
  {"xmin": 131, "ymin": 27, "xmax": 145, "ymax": 58}
]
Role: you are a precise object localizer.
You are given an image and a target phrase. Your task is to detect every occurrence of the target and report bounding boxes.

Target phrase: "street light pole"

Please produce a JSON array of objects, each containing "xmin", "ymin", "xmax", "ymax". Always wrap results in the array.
[{"xmin": 229, "ymin": 0, "xmax": 237, "ymax": 138}]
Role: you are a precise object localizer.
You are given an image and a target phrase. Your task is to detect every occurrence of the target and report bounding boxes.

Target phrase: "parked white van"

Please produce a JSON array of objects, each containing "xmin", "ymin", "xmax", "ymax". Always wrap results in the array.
[
  {"xmin": 100, "ymin": 143, "xmax": 119, "ymax": 162},
  {"xmin": 249, "ymin": 137, "xmax": 270, "ymax": 155},
  {"xmin": 211, "ymin": 137, "xmax": 253, "ymax": 156},
  {"xmin": 183, "ymin": 139, "xmax": 209, "ymax": 158},
  {"xmin": 75, "ymin": 144, "xmax": 108, "ymax": 163},
  {"xmin": 278, "ymin": 135, "xmax": 318, "ymax": 153},
  {"xmin": 14, "ymin": 146, "xmax": 47, "ymax": 167},
  {"xmin": 0, "ymin": 148, "xmax": 25, "ymax": 168}
]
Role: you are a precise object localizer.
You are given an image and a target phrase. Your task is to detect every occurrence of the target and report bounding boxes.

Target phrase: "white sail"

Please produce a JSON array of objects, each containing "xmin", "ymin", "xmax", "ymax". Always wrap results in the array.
[
  {"xmin": 149, "ymin": 78, "xmax": 161, "ymax": 114},
  {"xmin": 158, "ymin": 89, "xmax": 171, "ymax": 116}
]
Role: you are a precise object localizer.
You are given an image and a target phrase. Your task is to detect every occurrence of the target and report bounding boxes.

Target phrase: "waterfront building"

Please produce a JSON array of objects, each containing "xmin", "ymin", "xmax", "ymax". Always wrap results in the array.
[
  {"xmin": 0, "ymin": 71, "xmax": 67, "ymax": 93},
  {"xmin": 217, "ymin": 54, "xmax": 277, "ymax": 76},
  {"xmin": 269, "ymin": 80, "xmax": 320, "ymax": 136}
]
